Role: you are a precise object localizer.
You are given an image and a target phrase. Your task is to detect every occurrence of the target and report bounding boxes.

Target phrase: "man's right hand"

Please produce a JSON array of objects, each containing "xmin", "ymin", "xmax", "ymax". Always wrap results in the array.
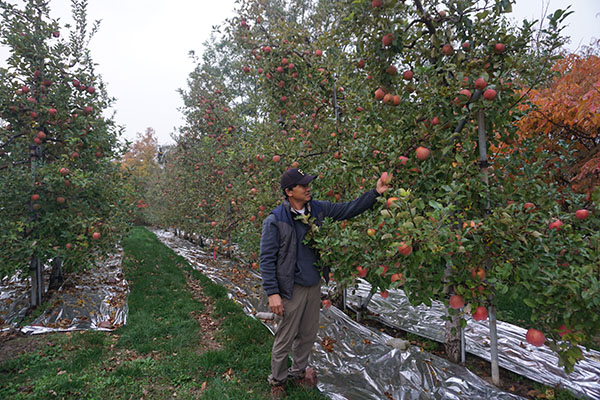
[{"xmin": 268, "ymin": 294, "xmax": 284, "ymax": 316}]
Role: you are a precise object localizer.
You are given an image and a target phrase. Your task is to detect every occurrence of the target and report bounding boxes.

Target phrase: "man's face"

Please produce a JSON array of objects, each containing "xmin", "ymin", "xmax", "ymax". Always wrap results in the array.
[{"xmin": 286, "ymin": 184, "xmax": 311, "ymax": 204}]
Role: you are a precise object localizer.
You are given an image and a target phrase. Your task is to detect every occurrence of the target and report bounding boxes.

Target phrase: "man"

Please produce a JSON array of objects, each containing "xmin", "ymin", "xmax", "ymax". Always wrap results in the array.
[{"xmin": 260, "ymin": 168, "xmax": 390, "ymax": 398}]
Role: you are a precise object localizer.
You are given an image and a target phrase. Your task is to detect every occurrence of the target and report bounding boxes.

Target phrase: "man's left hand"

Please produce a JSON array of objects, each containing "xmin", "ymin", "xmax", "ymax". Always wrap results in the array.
[{"xmin": 376, "ymin": 177, "xmax": 391, "ymax": 194}]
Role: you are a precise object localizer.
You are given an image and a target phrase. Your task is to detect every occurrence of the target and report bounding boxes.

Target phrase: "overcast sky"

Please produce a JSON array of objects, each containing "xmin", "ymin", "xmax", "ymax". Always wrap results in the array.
[{"xmin": 1, "ymin": 0, "xmax": 598, "ymax": 147}]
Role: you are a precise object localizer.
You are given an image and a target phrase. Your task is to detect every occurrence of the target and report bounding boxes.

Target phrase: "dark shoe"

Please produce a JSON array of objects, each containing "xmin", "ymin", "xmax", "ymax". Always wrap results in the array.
[
  {"xmin": 292, "ymin": 367, "xmax": 318, "ymax": 389},
  {"xmin": 270, "ymin": 384, "xmax": 286, "ymax": 399}
]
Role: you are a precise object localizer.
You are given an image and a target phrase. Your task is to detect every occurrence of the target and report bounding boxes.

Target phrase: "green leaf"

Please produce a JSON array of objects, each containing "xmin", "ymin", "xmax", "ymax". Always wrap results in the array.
[
  {"xmin": 523, "ymin": 298, "xmax": 536, "ymax": 308},
  {"xmin": 428, "ymin": 200, "xmax": 443, "ymax": 210}
]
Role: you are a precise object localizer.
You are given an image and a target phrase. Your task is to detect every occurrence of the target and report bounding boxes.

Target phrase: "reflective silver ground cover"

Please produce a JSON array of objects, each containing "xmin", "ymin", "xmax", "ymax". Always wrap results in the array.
[
  {"xmin": 152, "ymin": 228, "xmax": 525, "ymax": 400},
  {"xmin": 0, "ymin": 249, "xmax": 128, "ymax": 334},
  {"xmin": 347, "ymin": 281, "xmax": 600, "ymax": 400}
]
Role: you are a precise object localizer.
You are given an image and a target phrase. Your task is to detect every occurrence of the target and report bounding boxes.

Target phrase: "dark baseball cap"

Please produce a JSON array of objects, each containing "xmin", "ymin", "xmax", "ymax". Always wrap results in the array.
[{"xmin": 280, "ymin": 168, "xmax": 316, "ymax": 189}]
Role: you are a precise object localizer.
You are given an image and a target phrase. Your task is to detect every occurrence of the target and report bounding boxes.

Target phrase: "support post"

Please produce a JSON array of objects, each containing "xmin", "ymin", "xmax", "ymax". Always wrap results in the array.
[
  {"xmin": 30, "ymin": 256, "xmax": 43, "ymax": 307},
  {"xmin": 477, "ymin": 109, "xmax": 500, "ymax": 386}
]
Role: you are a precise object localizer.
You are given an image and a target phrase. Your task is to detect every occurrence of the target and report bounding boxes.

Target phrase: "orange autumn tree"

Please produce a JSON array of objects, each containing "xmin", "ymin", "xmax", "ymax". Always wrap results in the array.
[
  {"xmin": 516, "ymin": 41, "xmax": 600, "ymax": 202},
  {"xmin": 121, "ymin": 127, "xmax": 160, "ymax": 216}
]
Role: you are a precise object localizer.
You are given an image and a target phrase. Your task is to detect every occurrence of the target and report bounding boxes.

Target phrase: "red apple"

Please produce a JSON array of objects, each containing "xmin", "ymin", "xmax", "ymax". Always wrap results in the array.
[
  {"xmin": 357, "ymin": 59, "xmax": 365, "ymax": 68},
  {"xmin": 442, "ymin": 44, "xmax": 454, "ymax": 55},
  {"xmin": 315, "ymin": 49, "xmax": 323, "ymax": 56},
  {"xmin": 398, "ymin": 242, "xmax": 412, "ymax": 256},
  {"xmin": 494, "ymin": 43, "xmax": 505, "ymax": 54},
  {"xmin": 462, "ymin": 41, "xmax": 471, "ymax": 50},
  {"xmin": 92, "ymin": 232, "xmax": 101, "ymax": 240},
  {"xmin": 548, "ymin": 219, "xmax": 563, "ymax": 231},
  {"xmin": 210, "ymin": 221, "xmax": 217, "ymax": 227},
  {"xmin": 392, "ymin": 95, "xmax": 401, "ymax": 106},
  {"xmin": 56, "ymin": 196, "xmax": 65, "ymax": 204},
  {"xmin": 49, "ymin": 108, "xmax": 57, "ymax": 116},
  {"xmin": 557, "ymin": 324, "xmax": 572, "ymax": 338},
  {"xmin": 371, "ymin": 0, "xmax": 382, "ymax": 7},
  {"xmin": 575, "ymin": 209, "xmax": 589, "ymax": 220},
  {"xmin": 483, "ymin": 89, "xmax": 497, "ymax": 100},
  {"xmin": 449, "ymin": 294, "xmax": 465, "ymax": 309},
  {"xmin": 322, "ymin": 299, "xmax": 332, "ymax": 309},
  {"xmin": 31, "ymin": 194, "xmax": 40, "ymax": 201},
  {"xmin": 472, "ymin": 267, "xmax": 486, "ymax": 281},
  {"xmin": 402, "ymin": 70, "xmax": 413, "ymax": 80},
  {"xmin": 523, "ymin": 202, "xmax": 535, "ymax": 211},
  {"xmin": 391, "ymin": 273, "xmax": 402, "ymax": 283},
  {"xmin": 459, "ymin": 89, "xmax": 471, "ymax": 100},
  {"xmin": 386, "ymin": 65, "xmax": 397, "ymax": 75},
  {"xmin": 526, "ymin": 328, "xmax": 545, "ymax": 347},
  {"xmin": 356, "ymin": 266, "xmax": 368, "ymax": 277},
  {"xmin": 380, "ymin": 290, "xmax": 389, "ymax": 299},
  {"xmin": 475, "ymin": 78, "xmax": 487, "ymax": 90},
  {"xmin": 272, "ymin": 155, "xmax": 281, "ymax": 162},
  {"xmin": 380, "ymin": 171, "xmax": 392, "ymax": 185},
  {"xmin": 416, "ymin": 146, "xmax": 430, "ymax": 160},
  {"xmin": 472, "ymin": 306, "xmax": 488, "ymax": 321},
  {"xmin": 379, "ymin": 265, "xmax": 388, "ymax": 276},
  {"xmin": 382, "ymin": 33, "xmax": 394, "ymax": 47},
  {"xmin": 374, "ymin": 88, "xmax": 385, "ymax": 100},
  {"xmin": 398, "ymin": 155, "xmax": 408, "ymax": 165},
  {"xmin": 65, "ymin": 243, "xmax": 73, "ymax": 250}
]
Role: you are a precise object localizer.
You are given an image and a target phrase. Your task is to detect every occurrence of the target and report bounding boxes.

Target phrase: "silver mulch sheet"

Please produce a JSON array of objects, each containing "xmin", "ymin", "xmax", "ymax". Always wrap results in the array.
[
  {"xmin": 346, "ymin": 281, "xmax": 600, "ymax": 400},
  {"xmin": 152, "ymin": 228, "xmax": 526, "ymax": 400},
  {"xmin": 0, "ymin": 249, "xmax": 129, "ymax": 334}
]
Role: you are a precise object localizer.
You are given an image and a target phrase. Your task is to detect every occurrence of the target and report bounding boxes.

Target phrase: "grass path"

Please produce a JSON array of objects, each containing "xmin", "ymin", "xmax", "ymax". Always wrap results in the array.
[{"xmin": 0, "ymin": 227, "xmax": 326, "ymax": 399}]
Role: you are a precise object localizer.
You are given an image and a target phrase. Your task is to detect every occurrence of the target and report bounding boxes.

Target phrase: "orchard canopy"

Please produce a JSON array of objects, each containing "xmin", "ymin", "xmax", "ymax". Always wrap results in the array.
[{"xmin": 139, "ymin": 0, "xmax": 599, "ymax": 372}]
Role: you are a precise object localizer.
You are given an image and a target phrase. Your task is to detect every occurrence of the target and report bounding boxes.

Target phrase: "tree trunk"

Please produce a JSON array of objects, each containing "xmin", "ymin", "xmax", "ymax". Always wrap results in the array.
[
  {"xmin": 48, "ymin": 257, "xmax": 64, "ymax": 291},
  {"xmin": 444, "ymin": 310, "xmax": 462, "ymax": 363},
  {"xmin": 443, "ymin": 261, "xmax": 461, "ymax": 363}
]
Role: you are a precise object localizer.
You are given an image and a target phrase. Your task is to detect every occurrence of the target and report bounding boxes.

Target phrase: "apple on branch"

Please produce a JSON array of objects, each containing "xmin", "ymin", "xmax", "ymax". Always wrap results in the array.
[
  {"xmin": 449, "ymin": 294, "xmax": 465, "ymax": 309},
  {"xmin": 416, "ymin": 146, "xmax": 430, "ymax": 161},
  {"xmin": 526, "ymin": 328, "xmax": 545, "ymax": 347},
  {"xmin": 472, "ymin": 306, "xmax": 488, "ymax": 321},
  {"xmin": 575, "ymin": 209, "xmax": 589, "ymax": 220}
]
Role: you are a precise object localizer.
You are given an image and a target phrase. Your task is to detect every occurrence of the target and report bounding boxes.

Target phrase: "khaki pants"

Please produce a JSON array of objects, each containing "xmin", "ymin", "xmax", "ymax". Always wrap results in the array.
[{"xmin": 268, "ymin": 283, "xmax": 321, "ymax": 385}]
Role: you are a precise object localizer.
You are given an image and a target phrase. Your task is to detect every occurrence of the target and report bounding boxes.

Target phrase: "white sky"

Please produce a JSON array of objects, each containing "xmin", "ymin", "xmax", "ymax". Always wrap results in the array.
[{"xmin": 1, "ymin": 0, "xmax": 598, "ymax": 146}]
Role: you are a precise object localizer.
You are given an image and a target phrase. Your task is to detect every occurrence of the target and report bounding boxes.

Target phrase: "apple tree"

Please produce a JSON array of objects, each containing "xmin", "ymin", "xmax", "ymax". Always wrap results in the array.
[{"xmin": 0, "ymin": 0, "xmax": 133, "ymax": 305}]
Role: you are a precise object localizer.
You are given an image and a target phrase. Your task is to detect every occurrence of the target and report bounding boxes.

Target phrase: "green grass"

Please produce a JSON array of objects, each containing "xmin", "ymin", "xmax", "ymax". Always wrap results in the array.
[{"xmin": 0, "ymin": 227, "xmax": 326, "ymax": 399}]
